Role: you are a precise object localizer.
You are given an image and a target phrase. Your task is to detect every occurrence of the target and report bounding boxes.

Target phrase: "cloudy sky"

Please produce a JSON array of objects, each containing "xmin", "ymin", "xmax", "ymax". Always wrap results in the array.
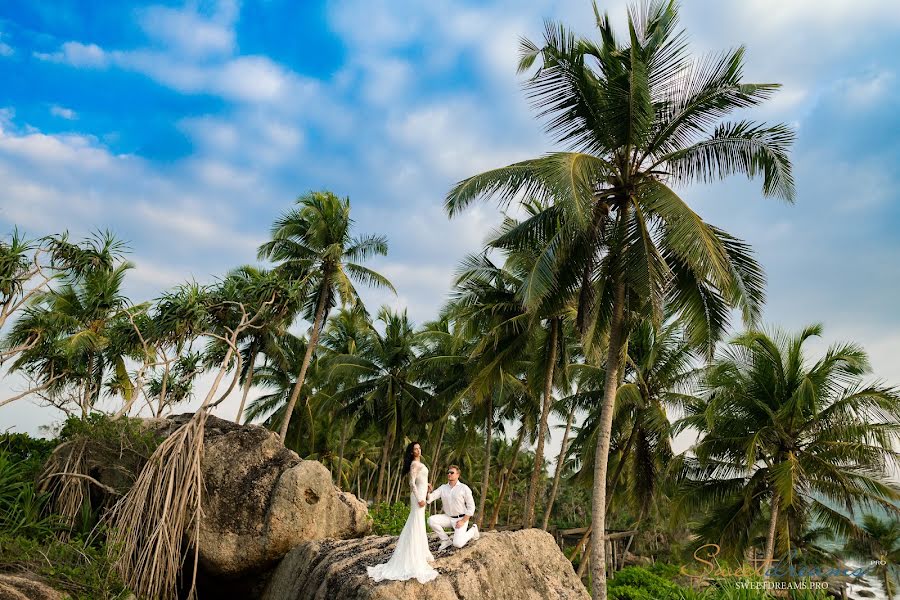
[{"xmin": 1, "ymin": 0, "xmax": 899, "ymax": 443}]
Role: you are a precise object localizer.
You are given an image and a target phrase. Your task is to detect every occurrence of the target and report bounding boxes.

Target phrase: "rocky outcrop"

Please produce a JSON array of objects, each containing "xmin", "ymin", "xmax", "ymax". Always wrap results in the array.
[
  {"xmin": 139, "ymin": 413, "xmax": 371, "ymax": 578},
  {"xmin": 0, "ymin": 574, "xmax": 69, "ymax": 600},
  {"xmin": 261, "ymin": 529, "xmax": 590, "ymax": 600}
]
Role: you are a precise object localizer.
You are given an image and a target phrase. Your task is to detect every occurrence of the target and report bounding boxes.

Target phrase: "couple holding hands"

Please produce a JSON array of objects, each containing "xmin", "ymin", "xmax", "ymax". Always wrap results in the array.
[{"xmin": 367, "ymin": 442, "xmax": 481, "ymax": 584}]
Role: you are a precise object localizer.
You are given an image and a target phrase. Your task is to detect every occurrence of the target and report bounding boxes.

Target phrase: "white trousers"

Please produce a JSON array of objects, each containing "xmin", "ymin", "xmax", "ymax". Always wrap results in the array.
[{"xmin": 428, "ymin": 514, "xmax": 477, "ymax": 548}]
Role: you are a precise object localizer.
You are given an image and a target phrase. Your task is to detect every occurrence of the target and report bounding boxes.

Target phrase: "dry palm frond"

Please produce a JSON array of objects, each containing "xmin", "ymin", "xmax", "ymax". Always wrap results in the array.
[
  {"xmin": 105, "ymin": 409, "xmax": 208, "ymax": 600},
  {"xmin": 36, "ymin": 438, "xmax": 90, "ymax": 540}
]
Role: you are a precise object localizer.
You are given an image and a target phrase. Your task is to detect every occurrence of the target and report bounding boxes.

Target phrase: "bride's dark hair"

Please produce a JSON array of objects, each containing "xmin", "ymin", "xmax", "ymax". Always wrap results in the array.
[{"xmin": 401, "ymin": 441, "xmax": 421, "ymax": 476}]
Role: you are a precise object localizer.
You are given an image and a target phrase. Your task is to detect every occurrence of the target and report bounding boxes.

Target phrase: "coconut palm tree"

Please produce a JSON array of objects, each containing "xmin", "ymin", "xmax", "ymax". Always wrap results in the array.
[
  {"xmin": 444, "ymin": 2, "xmax": 793, "ymax": 595},
  {"xmin": 5, "ymin": 245, "xmax": 135, "ymax": 417},
  {"xmin": 257, "ymin": 190, "xmax": 395, "ymax": 441},
  {"xmin": 844, "ymin": 515, "xmax": 900, "ymax": 599},
  {"xmin": 329, "ymin": 307, "xmax": 431, "ymax": 502},
  {"xmin": 680, "ymin": 324, "xmax": 900, "ymax": 569}
]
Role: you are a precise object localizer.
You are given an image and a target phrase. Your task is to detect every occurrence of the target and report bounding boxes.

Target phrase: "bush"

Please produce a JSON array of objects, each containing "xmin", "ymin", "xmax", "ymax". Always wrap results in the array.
[
  {"xmin": 610, "ymin": 566, "xmax": 683, "ymax": 600},
  {"xmin": 0, "ymin": 532, "xmax": 131, "ymax": 600},
  {"xmin": 369, "ymin": 501, "xmax": 410, "ymax": 535},
  {"xmin": 609, "ymin": 584, "xmax": 655, "ymax": 600},
  {"xmin": 649, "ymin": 561, "xmax": 685, "ymax": 581},
  {"xmin": 0, "ymin": 432, "xmax": 56, "ymax": 483},
  {"xmin": 0, "ymin": 448, "xmax": 62, "ymax": 539}
]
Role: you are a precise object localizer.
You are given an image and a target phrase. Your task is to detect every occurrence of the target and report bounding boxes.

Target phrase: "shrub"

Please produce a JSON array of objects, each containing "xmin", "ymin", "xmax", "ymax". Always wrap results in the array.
[
  {"xmin": 0, "ymin": 532, "xmax": 131, "ymax": 600},
  {"xmin": 609, "ymin": 585, "xmax": 654, "ymax": 600},
  {"xmin": 609, "ymin": 567, "xmax": 683, "ymax": 600},
  {"xmin": 369, "ymin": 501, "xmax": 410, "ymax": 535}
]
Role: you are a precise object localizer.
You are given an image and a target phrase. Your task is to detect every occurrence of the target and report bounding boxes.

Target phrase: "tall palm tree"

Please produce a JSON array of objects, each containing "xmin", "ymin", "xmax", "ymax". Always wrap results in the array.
[
  {"xmin": 680, "ymin": 324, "xmax": 900, "ymax": 569},
  {"xmin": 320, "ymin": 305, "xmax": 375, "ymax": 483},
  {"xmin": 258, "ymin": 191, "xmax": 395, "ymax": 441},
  {"xmin": 330, "ymin": 307, "xmax": 431, "ymax": 502},
  {"xmin": 844, "ymin": 515, "xmax": 900, "ymax": 599},
  {"xmin": 444, "ymin": 3, "xmax": 793, "ymax": 595},
  {"xmin": 447, "ymin": 251, "xmax": 540, "ymax": 526}
]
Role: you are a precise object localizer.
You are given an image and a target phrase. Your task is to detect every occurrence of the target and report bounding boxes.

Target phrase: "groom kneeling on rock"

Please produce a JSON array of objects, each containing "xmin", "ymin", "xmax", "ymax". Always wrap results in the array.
[{"xmin": 426, "ymin": 464, "xmax": 480, "ymax": 551}]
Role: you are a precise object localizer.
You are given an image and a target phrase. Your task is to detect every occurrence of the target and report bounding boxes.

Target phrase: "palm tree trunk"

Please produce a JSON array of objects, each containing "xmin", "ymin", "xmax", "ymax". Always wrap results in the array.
[
  {"xmin": 278, "ymin": 279, "xmax": 329, "ymax": 440},
  {"xmin": 336, "ymin": 420, "xmax": 350, "ymax": 486},
  {"xmin": 763, "ymin": 494, "xmax": 780, "ymax": 573},
  {"xmin": 590, "ymin": 248, "xmax": 628, "ymax": 600},
  {"xmin": 490, "ymin": 423, "xmax": 526, "ymax": 529},
  {"xmin": 430, "ymin": 419, "xmax": 447, "ymax": 488},
  {"xmin": 525, "ymin": 317, "xmax": 560, "ymax": 527},
  {"xmin": 375, "ymin": 428, "xmax": 394, "ymax": 503},
  {"xmin": 235, "ymin": 349, "xmax": 257, "ymax": 424},
  {"xmin": 155, "ymin": 358, "xmax": 171, "ymax": 418},
  {"xmin": 541, "ymin": 402, "xmax": 575, "ymax": 530},
  {"xmin": 477, "ymin": 393, "xmax": 493, "ymax": 528},
  {"xmin": 606, "ymin": 424, "xmax": 639, "ymax": 512}
]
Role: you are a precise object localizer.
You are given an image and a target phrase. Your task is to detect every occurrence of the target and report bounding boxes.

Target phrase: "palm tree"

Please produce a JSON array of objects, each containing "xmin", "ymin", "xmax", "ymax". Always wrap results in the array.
[
  {"xmin": 330, "ymin": 307, "xmax": 431, "ymax": 502},
  {"xmin": 320, "ymin": 305, "xmax": 375, "ymax": 482},
  {"xmin": 443, "ymin": 3, "xmax": 793, "ymax": 595},
  {"xmin": 447, "ymin": 251, "xmax": 541, "ymax": 527},
  {"xmin": 5, "ymin": 242, "xmax": 134, "ymax": 417},
  {"xmin": 258, "ymin": 190, "xmax": 395, "ymax": 441},
  {"xmin": 845, "ymin": 515, "xmax": 900, "ymax": 599},
  {"xmin": 680, "ymin": 324, "xmax": 900, "ymax": 569}
]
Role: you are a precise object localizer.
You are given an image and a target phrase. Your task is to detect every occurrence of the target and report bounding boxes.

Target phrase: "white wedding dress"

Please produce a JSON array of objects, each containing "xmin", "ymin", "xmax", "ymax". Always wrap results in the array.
[{"xmin": 367, "ymin": 460, "xmax": 439, "ymax": 584}]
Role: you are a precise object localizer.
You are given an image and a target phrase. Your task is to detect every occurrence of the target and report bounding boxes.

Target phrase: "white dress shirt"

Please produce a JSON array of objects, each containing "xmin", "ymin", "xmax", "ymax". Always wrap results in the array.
[{"xmin": 427, "ymin": 481, "xmax": 475, "ymax": 517}]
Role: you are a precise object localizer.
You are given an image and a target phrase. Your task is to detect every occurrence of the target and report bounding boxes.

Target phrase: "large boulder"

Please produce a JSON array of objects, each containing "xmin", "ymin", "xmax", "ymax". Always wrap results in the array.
[
  {"xmin": 0, "ymin": 574, "xmax": 68, "ymax": 600},
  {"xmin": 140, "ymin": 413, "xmax": 371, "ymax": 578},
  {"xmin": 261, "ymin": 529, "xmax": 590, "ymax": 600}
]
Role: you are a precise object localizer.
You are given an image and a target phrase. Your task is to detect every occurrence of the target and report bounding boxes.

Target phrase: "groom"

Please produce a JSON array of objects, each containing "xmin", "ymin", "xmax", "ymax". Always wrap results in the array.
[{"xmin": 426, "ymin": 465, "xmax": 480, "ymax": 551}]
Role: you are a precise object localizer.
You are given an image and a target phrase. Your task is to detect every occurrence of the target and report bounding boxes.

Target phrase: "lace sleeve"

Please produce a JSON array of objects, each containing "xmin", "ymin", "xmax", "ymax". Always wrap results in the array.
[{"xmin": 409, "ymin": 463, "xmax": 425, "ymax": 503}]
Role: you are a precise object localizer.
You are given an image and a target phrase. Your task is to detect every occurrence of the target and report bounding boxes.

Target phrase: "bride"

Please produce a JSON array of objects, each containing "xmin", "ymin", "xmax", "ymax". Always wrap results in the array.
[{"xmin": 367, "ymin": 441, "xmax": 439, "ymax": 584}]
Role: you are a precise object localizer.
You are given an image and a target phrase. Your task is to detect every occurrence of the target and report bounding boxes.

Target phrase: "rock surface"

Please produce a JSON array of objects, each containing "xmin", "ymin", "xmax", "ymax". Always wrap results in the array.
[
  {"xmin": 141, "ymin": 413, "xmax": 371, "ymax": 578},
  {"xmin": 0, "ymin": 574, "xmax": 69, "ymax": 600},
  {"xmin": 261, "ymin": 528, "xmax": 590, "ymax": 600}
]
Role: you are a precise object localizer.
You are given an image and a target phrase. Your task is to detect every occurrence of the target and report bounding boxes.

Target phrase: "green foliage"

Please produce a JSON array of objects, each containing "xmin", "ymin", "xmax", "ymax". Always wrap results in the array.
[
  {"xmin": 0, "ymin": 432, "xmax": 55, "ymax": 482},
  {"xmin": 0, "ymin": 448, "xmax": 60, "ymax": 539},
  {"xmin": 369, "ymin": 501, "xmax": 410, "ymax": 535},
  {"xmin": 57, "ymin": 411, "xmax": 161, "ymax": 452},
  {"xmin": 609, "ymin": 567, "xmax": 683, "ymax": 600},
  {"xmin": 609, "ymin": 585, "xmax": 655, "ymax": 600},
  {"xmin": 0, "ymin": 532, "xmax": 131, "ymax": 600},
  {"xmin": 648, "ymin": 562, "xmax": 685, "ymax": 580}
]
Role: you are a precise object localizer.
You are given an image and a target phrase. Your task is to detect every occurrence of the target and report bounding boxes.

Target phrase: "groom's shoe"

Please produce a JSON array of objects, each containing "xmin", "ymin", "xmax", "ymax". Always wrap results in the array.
[
  {"xmin": 438, "ymin": 539, "xmax": 452, "ymax": 551},
  {"xmin": 472, "ymin": 525, "xmax": 480, "ymax": 541}
]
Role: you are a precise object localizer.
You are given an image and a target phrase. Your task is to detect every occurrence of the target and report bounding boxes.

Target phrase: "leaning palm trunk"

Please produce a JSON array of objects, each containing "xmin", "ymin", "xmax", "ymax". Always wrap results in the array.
[
  {"xmin": 541, "ymin": 403, "xmax": 575, "ymax": 531},
  {"xmin": 763, "ymin": 494, "xmax": 780, "ymax": 573},
  {"xmin": 489, "ymin": 422, "xmax": 526, "ymax": 529},
  {"xmin": 590, "ymin": 249, "xmax": 628, "ymax": 600},
  {"xmin": 524, "ymin": 317, "xmax": 559, "ymax": 527},
  {"xmin": 235, "ymin": 349, "xmax": 257, "ymax": 424},
  {"xmin": 477, "ymin": 394, "xmax": 492, "ymax": 528},
  {"xmin": 278, "ymin": 277, "xmax": 329, "ymax": 440}
]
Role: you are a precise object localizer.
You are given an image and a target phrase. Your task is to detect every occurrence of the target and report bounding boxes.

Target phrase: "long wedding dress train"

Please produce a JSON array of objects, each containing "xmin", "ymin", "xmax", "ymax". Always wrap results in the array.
[{"xmin": 366, "ymin": 461, "xmax": 439, "ymax": 584}]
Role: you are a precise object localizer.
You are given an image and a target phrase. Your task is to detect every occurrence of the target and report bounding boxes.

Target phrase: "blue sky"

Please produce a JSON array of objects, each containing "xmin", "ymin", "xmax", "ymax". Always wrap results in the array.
[{"xmin": 2, "ymin": 0, "xmax": 900, "ymax": 437}]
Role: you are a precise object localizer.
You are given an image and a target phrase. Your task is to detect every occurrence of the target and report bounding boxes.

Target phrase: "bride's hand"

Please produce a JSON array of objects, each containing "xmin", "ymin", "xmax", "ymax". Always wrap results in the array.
[{"xmin": 418, "ymin": 500, "xmax": 426, "ymax": 507}]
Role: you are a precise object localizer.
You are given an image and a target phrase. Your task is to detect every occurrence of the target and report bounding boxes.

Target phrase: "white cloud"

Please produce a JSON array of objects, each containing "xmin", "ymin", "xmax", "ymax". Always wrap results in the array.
[
  {"xmin": 138, "ymin": 4, "xmax": 236, "ymax": 57},
  {"xmin": 0, "ymin": 33, "xmax": 13, "ymax": 57},
  {"xmin": 35, "ymin": 41, "xmax": 108, "ymax": 67},
  {"xmin": 50, "ymin": 105, "xmax": 78, "ymax": 120}
]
